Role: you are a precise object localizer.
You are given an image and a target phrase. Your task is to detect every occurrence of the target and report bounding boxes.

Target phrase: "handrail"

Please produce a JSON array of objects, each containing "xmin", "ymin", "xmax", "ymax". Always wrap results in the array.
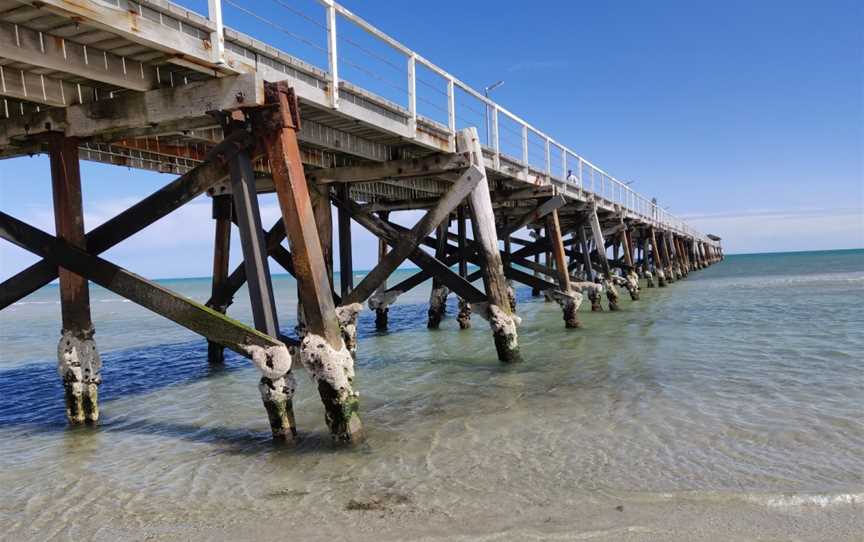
[{"xmin": 205, "ymin": 0, "xmax": 715, "ymax": 244}]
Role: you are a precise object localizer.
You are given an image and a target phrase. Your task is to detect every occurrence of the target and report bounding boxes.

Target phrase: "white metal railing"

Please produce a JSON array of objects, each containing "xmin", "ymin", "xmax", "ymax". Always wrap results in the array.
[{"xmin": 201, "ymin": 0, "xmax": 714, "ymax": 244}]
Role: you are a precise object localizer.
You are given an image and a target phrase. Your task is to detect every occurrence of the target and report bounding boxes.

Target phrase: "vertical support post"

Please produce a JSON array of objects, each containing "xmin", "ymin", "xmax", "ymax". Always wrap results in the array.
[
  {"xmin": 374, "ymin": 211, "xmax": 390, "ymax": 331},
  {"xmin": 229, "ymin": 140, "xmax": 280, "ymax": 338},
  {"xmin": 649, "ymin": 227, "xmax": 666, "ymax": 287},
  {"xmin": 207, "ymin": 0, "xmax": 225, "ymax": 64},
  {"xmin": 309, "ymin": 180, "xmax": 334, "ymax": 290},
  {"xmin": 324, "ymin": 0, "xmax": 340, "ymax": 109},
  {"xmin": 547, "ymin": 209, "xmax": 580, "ymax": 328},
  {"xmin": 588, "ymin": 204, "xmax": 619, "ymax": 311},
  {"xmin": 407, "ymin": 54, "xmax": 417, "ymax": 135},
  {"xmin": 427, "ymin": 219, "xmax": 450, "ymax": 329},
  {"xmin": 48, "ymin": 133, "xmax": 101, "ymax": 424},
  {"xmin": 660, "ymin": 230, "xmax": 675, "ymax": 283},
  {"xmin": 577, "ymin": 222, "xmax": 601, "ymax": 311},
  {"xmin": 459, "ymin": 127, "xmax": 521, "ymax": 363},
  {"xmin": 456, "ymin": 204, "xmax": 472, "ymax": 329},
  {"xmin": 257, "ymin": 83, "xmax": 361, "ymax": 442},
  {"xmin": 337, "ymin": 184, "xmax": 353, "ymax": 298},
  {"xmin": 208, "ymin": 194, "xmax": 232, "ymax": 365}
]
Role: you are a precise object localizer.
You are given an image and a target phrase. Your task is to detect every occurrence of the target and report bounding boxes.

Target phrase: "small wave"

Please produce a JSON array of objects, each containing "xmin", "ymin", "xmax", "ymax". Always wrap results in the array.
[
  {"xmin": 748, "ymin": 492, "xmax": 864, "ymax": 508},
  {"xmin": 11, "ymin": 301, "xmax": 59, "ymax": 306}
]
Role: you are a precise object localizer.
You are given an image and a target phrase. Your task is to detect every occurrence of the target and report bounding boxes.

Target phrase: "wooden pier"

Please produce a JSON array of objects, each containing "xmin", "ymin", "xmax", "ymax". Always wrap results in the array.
[{"xmin": 0, "ymin": 0, "xmax": 723, "ymax": 442}]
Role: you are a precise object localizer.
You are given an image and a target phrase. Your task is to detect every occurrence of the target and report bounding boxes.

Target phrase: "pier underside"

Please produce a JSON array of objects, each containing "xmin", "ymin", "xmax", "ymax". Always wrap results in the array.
[{"xmin": 0, "ymin": 0, "xmax": 722, "ymax": 440}]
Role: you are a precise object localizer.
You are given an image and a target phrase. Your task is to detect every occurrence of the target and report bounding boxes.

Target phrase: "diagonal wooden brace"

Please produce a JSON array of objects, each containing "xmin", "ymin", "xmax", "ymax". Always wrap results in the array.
[
  {"xmin": 343, "ymin": 164, "xmax": 481, "ymax": 305},
  {"xmin": 0, "ymin": 130, "xmax": 256, "ymax": 310},
  {"xmin": 0, "ymin": 211, "xmax": 284, "ymax": 355}
]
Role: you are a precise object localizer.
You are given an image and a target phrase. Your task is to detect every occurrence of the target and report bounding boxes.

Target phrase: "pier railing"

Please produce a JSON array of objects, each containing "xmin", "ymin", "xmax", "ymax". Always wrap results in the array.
[{"xmin": 120, "ymin": 0, "xmax": 710, "ymax": 242}]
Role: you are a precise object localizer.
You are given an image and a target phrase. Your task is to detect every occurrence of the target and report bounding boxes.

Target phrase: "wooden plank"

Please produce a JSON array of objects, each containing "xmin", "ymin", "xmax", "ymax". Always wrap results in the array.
[
  {"xmin": 0, "ymin": 210, "xmax": 284, "ymax": 355},
  {"xmin": 343, "ymin": 164, "xmax": 482, "ymax": 305},
  {"xmin": 308, "ymin": 152, "xmax": 469, "ymax": 184},
  {"xmin": 0, "ymin": 130, "xmax": 253, "ymax": 310}
]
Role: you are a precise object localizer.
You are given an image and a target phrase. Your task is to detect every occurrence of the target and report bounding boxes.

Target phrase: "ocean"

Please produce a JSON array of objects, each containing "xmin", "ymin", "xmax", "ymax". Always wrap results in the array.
[{"xmin": 1, "ymin": 249, "xmax": 862, "ymax": 541}]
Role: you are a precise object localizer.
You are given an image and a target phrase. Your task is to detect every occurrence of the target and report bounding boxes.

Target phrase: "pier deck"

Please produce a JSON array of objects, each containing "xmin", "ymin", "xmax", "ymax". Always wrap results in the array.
[{"xmin": 0, "ymin": 0, "xmax": 723, "ymax": 441}]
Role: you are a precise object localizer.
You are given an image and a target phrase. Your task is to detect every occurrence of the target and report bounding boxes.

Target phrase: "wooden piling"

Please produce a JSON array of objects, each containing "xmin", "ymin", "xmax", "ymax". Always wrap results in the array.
[
  {"xmin": 257, "ymin": 83, "xmax": 361, "ymax": 443},
  {"xmin": 456, "ymin": 205, "xmax": 472, "ymax": 329},
  {"xmin": 337, "ymin": 184, "xmax": 354, "ymax": 298},
  {"xmin": 48, "ymin": 133, "xmax": 101, "ymax": 424},
  {"xmin": 207, "ymin": 194, "xmax": 232, "ymax": 365},
  {"xmin": 459, "ymin": 128, "xmax": 521, "ymax": 363},
  {"xmin": 546, "ymin": 209, "xmax": 580, "ymax": 328}
]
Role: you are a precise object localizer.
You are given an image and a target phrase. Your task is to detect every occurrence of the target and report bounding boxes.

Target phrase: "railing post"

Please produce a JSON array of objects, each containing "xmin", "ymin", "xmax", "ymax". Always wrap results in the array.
[
  {"xmin": 521, "ymin": 124, "xmax": 529, "ymax": 173},
  {"xmin": 447, "ymin": 78, "xmax": 455, "ymax": 151},
  {"xmin": 207, "ymin": 0, "xmax": 225, "ymax": 65},
  {"xmin": 324, "ymin": 0, "xmax": 339, "ymax": 109},
  {"xmin": 545, "ymin": 138, "xmax": 551, "ymax": 177},
  {"xmin": 578, "ymin": 157, "xmax": 583, "ymax": 189},
  {"xmin": 561, "ymin": 150, "xmax": 567, "ymax": 182},
  {"xmin": 407, "ymin": 53, "xmax": 417, "ymax": 135},
  {"xmin": 491, "ymin": 105, "xmax": 500, "ymax": 170}
]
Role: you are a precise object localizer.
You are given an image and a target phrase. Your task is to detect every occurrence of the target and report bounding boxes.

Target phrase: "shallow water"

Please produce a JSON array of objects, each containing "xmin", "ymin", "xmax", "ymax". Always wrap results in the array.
[{"xmin": 1, "ymin": 250, "xmax": 863, "ymax": 541}]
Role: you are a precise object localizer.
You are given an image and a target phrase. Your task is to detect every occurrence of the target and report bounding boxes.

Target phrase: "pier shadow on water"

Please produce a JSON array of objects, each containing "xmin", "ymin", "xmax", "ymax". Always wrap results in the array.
[{"xmin": 0, "ymin": 297, "xmax": 495, "ymax": 445}]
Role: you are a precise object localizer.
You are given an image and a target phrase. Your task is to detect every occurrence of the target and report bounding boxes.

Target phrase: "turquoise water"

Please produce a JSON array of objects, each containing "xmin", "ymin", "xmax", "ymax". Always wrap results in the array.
[{"xmin": 1, "ymin": 250, "xmax": 862, "ymax": 540}]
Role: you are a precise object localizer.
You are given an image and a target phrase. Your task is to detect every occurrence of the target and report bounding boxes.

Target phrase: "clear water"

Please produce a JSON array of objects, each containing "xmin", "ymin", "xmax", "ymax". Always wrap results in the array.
[{"xmin": 1, "ymin": 250, "xmax": 862, "ymax": 541}]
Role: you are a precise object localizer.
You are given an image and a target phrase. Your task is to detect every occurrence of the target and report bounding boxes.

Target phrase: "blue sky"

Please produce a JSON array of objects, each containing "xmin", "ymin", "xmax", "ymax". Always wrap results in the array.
[{"xmin": 1, "ymin": 0, "xmax": 861, "ymax": 280}]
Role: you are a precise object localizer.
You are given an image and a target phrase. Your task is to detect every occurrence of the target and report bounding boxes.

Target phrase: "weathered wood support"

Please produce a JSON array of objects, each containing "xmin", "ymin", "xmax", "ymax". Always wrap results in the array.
[
  {"xmin": 0, "ymin": 131, "xmax": 254, "ymax": 310},
  {"xmin": 427, "ymin": 220, "xmax": 450, "ymax": 329},
  {"xmin": 47, "ymin": 133, "xmax": 101, "ymax": 424},
  {"xmin": 256, "ymin": 82, "xmax": 360, "ymax": 443},
  {"xmin": 649, "ymin": 227, "xmax": 666, "ymax": 287},
  {"xmin": 374, "ymin": 211, "xmax": 391, "ymax": 331},
  {"xmin": 207, "ymin": 195, "xmax": 233, "ymax": 365},
  {"xmin": 456, "ymin": 205, "xmax": 472, "ymax": 329},
  {"xmin": 0, "ymin": 211, "xmax": 295, "ymax": 439},
  {"xmin": 228, "ymin": 129, "xmax": 281, "ymax": 338},
  {"xmin": 546, "ymin": 209, "xmax": 580, "ymax": 328},
  {"xmin": 459, "ymin": 128, "xmax": 521, "ymax": 363},
  {"xmin": 337, "ymin": 184, "xmax": 354, "ymax": 298},
  {"xmin": 588, "ymin": 204, "xmax": 619, "ymax": 311},
  {"xmin": 661, "ymin": 230, "xmax": 676, "ymax": 283},
  {"xmin": 619, "ymin": 221, "xmax": 640, "ymax": 301}
]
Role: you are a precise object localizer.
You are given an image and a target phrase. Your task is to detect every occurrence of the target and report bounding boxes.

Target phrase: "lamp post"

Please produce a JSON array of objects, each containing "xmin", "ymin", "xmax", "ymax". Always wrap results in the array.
[{"xmin": 484, "ymin": 80, "xmax": 504, "ymax": 146}]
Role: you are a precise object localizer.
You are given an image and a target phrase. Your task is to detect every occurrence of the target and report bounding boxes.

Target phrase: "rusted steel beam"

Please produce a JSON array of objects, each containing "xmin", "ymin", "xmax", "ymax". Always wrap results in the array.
[
  {"xmin": 208, "ymin": 195, "xmax": 233, "ymax": 365},
  {"xmin": 255, "ymin": 82, "xmax": 360, "ymax": 442},
  {"xmin": 343, "ymin": 164, "xmax": 481, "ymax": 306},
  {"xmin": 0, "ymin": 211, "xmax": 284, "ymax": 356},
  {"xmin": 0, "ymin": 131, "xmax": 255, "ymax": 310},
  {"xmin": 257, "ymin": 82, "xmax": 342, "ymax": 347},
  {"xmin": 47, "ymin": 133, "xmax": 100, "ymax": 424}
]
